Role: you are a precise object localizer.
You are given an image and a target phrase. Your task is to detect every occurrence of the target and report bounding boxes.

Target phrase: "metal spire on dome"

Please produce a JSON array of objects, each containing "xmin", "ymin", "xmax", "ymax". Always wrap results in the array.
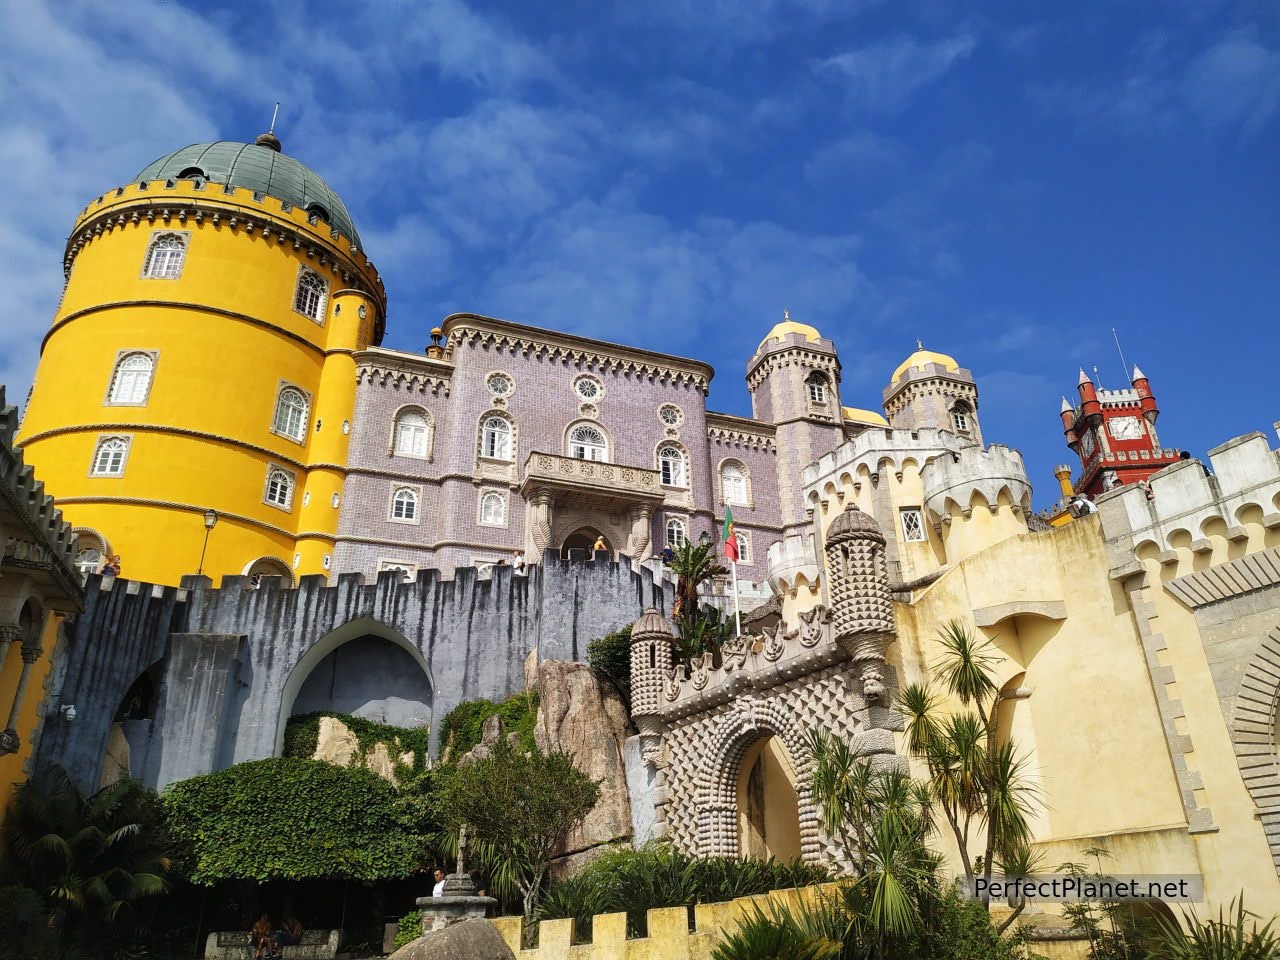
[
  {"xmin": 255, "ymin": 102, "xmax": 283, "ymax": 152},
  {"xmin": 916, "ymin": 337, "xmax": 923, "ymax": 350}
]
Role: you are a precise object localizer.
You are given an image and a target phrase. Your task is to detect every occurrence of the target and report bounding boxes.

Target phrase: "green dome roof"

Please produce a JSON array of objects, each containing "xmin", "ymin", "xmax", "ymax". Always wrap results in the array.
[{"xmin": 135, "ymin": 140, "xmax": 362, "ymax": 249}]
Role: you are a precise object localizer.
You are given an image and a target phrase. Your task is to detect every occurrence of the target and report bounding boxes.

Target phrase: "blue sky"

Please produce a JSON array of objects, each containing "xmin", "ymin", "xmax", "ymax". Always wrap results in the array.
[{"xmin": 1, "ymin": 1, "xmax": 1277, "ymax": 508}]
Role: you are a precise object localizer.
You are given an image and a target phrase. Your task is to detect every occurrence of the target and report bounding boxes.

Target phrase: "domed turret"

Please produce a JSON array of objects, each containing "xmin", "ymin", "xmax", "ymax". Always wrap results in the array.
[
  {"xmin": 135, "ymin": 140, "xmax": 362, "ymax": 249},
  {"xmin": 882, "ymin": 341, "xmax": 980, "ymax": 443},
  {"xmin": 890, "ymin": 346, "xmax": 960, "ymax": 384}
]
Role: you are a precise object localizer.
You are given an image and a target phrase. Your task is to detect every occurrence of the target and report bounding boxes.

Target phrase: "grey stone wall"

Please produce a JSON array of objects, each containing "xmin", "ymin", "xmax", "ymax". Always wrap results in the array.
[{"xmin": 38, "ymin": 551, "xmax": 671, "ymax": 793}]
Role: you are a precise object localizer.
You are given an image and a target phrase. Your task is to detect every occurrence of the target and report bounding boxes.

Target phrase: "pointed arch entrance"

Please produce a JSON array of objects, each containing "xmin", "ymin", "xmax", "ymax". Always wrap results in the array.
[{"xmin": 275, "ymin": 617, "xmax": 434, "ymax": 755}]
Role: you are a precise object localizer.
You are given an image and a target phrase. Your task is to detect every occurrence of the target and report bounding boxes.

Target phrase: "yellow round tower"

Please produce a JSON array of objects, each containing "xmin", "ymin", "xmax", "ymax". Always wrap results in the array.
[{"xmin": 18, "ymin": 134, "xmax": 386, "ymax": 587}]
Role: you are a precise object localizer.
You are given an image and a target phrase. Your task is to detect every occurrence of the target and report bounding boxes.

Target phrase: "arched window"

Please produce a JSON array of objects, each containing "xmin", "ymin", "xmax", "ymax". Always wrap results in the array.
[
  {"xmin": 481, "ymin": 416, "xmax": 512, "ymax": 460},
  {"xmin": 806, "ymin": 372, "xmax": 828, "ymax": 404},
  {"xmin": 721, "ymin": 461, "xmax": 748, "ymax": 505},
  {"xmin": 306, "ymin": 203, "xmax": 331, "ymax": 225},
  {"xmin": 272, "ymin": 386, "xmax": 309, "ymax": 441},
  {"xmin": 391, "ymin": 487, "xmax": 418, "ymax": 521},
  {"xmin": 245, "ymin": 557, "xmax": 293, "ymax": 587},
  {"xmin": 394, "ymin": 409, "xmax": 430, "ymax": 458},
  {"xmin": 734, "ymin": 531, "xmax": 752, "ymax": 564},
  {"xmin": 293, "ymin": 268, "xmax": 328, "ymax": 321},
  {"xmin": 951, "ymin": 403, "xmax": 971, "ymax": 434},
  {"xmin": 90, "ymin": 437, "xmax": 129, "ymax": 477},
  {"xmin": 72, "ymin": 530, "xmax": 109, "ymax": 577},
  {"xmin": 107, "ymin": 352, "xmax": 155, "ymax": 405},
  {"xmin": 479, "ymin": 491, "xmax": 506, "ymax": 526},
  {"xmin": 568, "ymin": 424, "xmax": 609, "ymax": 462},
  {"xmin": 658, "ymin": 445, "xmax": 687, "ymax": 487},
  {"xmin": 665, "ymin": 516, "xmax": 688, "ymax": 548},
  {"xmin": 141, "ymin": 232, "xmax": 187, "ymax": 279},
  {"xmin": 264, "ymin": 468, "xmax": 294, "ymax": 509}
]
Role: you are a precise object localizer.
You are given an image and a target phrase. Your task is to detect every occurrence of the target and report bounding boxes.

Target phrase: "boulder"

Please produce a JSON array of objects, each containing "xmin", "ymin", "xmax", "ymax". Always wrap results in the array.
[
  {"xmin": 533, "ymin": 660, "xmax": 635, "ymax": 870},
  {"xmin": 388, "ymin": 918, "xmax": 514, "ymax": 960},
  {"xmin": 311, "ymin": 716, "xmax": 409, "ymax": 785}
]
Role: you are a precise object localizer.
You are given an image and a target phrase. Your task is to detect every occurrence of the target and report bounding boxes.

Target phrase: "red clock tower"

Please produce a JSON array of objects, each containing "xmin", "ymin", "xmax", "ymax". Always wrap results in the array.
[{"xmin": 1059, "ymin": 366, "xmax": 1182, "ymax": 498}]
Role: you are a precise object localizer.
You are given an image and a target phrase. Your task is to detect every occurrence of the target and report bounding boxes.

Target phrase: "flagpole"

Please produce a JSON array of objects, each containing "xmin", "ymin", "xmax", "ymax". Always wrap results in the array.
[{"xmin": 731, "ymin": 558, "xmax": 742, "ymax": 637}]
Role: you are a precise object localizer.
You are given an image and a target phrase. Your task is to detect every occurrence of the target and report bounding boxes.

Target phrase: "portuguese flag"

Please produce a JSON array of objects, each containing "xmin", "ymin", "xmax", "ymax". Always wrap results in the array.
[{"xmin": 723, "ymin": 506, "xmax": 739, "ymax": 563}]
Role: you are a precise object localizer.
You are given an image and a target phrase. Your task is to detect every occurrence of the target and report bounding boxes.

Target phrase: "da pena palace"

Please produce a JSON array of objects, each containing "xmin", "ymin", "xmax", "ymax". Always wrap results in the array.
[{"xmin": 4, "ymin": 132, "xmax": 1280, "ymax": 928}]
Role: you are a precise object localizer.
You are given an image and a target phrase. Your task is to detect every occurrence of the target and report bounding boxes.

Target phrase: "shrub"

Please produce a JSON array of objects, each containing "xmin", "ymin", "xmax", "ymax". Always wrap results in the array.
[
  {"xmin": 1154, "ymin": 897, "xmax": 1279, "ymax": 960},
  {"xmin": 163, "ymin": 758, "xmax": 426, "ymax": 883},
  {"xmin": 535, "ymin": 844, "xmax": 832, "ymax": 941},
  {"xmin": 283, "ymin": 711, "xmax": 431, "ymax": 777},
  {"xmin": 0, "ymin": 884, "xmax": 55, "ymax": 960},
  {"xmin": 587, "ymin": 626, "xmax": 631, "ymax": 697},
  {"xmin": 393, "ymin": 909, "xmax": 422, "ymax": 950},
  {"xmin": 438, "ymin": 691, "xmax": 539, "ymax": 761}
]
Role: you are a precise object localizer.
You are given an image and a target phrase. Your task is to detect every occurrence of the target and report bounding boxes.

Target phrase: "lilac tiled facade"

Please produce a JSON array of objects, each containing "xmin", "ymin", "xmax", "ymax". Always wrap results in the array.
[{"xmin": 331, "ymin": 314, "xmax": 904, "ymax": 581}]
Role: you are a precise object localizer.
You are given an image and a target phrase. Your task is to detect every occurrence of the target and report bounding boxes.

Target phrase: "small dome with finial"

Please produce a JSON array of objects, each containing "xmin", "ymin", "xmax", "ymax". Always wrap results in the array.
[
  {"xmin": 825, "ymin": 504, "xmax": 885, "ymax": 544},
  {"xmin": 255, "ymin": 130, "xmax": 282, "ymax": 152}
]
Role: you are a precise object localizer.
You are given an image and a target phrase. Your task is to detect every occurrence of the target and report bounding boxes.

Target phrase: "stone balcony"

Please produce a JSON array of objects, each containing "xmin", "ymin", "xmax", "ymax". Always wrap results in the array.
[{"xmin": 519, "ymin": 452, "xmax": 665, "ymax": 507}]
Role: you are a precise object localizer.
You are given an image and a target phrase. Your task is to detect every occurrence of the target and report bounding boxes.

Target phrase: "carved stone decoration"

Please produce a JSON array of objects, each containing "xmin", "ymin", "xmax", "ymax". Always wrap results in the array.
[
  {"xmin": 762, "ymin": 622, "xmax": 786, "ymax": 661},
  {"xmin": 860, "ymin": 665, "xmax": 886, "ymax": 704},
  {"xmin": 664, "ymin": 666, "xmax": 681, "ymax": 702},
  {"xmin": 527, "ymin": 490, "xmax": 553, "ymax": 557},
  {"xmin": 690, "ymin": 653, "xmax": 710, "ymax": 690},
  {"xmin": 795, "ymin": 605, "xmax": 828, "ymax": 648},
  {"xmin": 721, "ymin": 634, "xmax": 749, "ymax": 670},
  {"xmin": 627, "ymin": 505, "xmax": 653, "ymax": 561}
]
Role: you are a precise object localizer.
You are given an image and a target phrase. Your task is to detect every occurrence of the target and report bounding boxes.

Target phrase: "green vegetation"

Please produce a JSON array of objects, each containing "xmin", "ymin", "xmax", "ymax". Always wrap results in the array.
[
  {"xmin": 438, "ymin": 691, "xmax": 539, "ymax": 762},
  {"xmin": 282, "ymin": 711, "xmax": 431, "ymax": 777},
  {"xmin": 1155, "ymin": 898, "xmax": 1280, "ymax": 960},
  {"xmin": 587, "ymin": 625, "xmax": 632, "ymax": 696},
  {"xmin": 393, "ymin": 907, "xmax": 423, "ymax": 950},
  {"xmin": 163, "ymin": 757, "xmax": 426, "ymax": 883},
  {"xmin": 0, "ymin": 767, "xmax": 173, "ymax": 958},
  {"xmin": 536, "ymin": 844, "xmax": 831, "ymax": 942},
  {"xmin": 433, "ymin": 734, "xmax": 599, "ymax": 923}
]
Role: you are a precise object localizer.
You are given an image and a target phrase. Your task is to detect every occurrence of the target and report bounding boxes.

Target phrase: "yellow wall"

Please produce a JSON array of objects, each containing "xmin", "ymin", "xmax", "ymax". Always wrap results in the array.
[
  {"xmin": 18, "ymin": 181, "xmax": 384, "ymax": 586},
  {"xmin": 0, "ymin": 613, "xmax": 61, "ymax": 818}
]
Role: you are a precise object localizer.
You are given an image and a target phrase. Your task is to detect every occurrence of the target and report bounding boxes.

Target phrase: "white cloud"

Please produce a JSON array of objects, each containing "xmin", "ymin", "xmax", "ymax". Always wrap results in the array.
[
  {"xmin": 1182, "ymin": 31, "xmax": 1280, "ymax": 133},
  {"xmin": 814, "ymin": 32, "xmax": 977, "ymax": 112}
]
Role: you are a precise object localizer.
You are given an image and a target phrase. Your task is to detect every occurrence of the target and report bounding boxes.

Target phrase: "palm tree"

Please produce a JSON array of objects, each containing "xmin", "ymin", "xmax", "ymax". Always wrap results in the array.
[
  {"xmin": 665, "ymin": 541, "xmax": 727, "ymax": 628},
  {"xmin": 1, "ymin": 766, "xmax": 171, "ymax": 940}
]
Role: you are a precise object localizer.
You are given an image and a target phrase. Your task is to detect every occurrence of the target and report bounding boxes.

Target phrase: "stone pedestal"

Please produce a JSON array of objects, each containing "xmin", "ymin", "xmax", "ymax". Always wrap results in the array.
[{"xmin": 416, "ymin": 873, "xmax": 497, "ymax": 933}]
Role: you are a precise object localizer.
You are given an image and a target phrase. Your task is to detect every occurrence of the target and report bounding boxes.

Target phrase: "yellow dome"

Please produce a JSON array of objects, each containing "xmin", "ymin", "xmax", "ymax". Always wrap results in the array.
[
  {"xmin": 842, "ymin": 406, "xmax": 889, "ymax": 427},
  {"xmin": 758, "ymin": 320, "xmax": 823, "ymax": 350},
  {"xmin": 890, "ymin": 347, "xmax": 960, "ymax": 384}
]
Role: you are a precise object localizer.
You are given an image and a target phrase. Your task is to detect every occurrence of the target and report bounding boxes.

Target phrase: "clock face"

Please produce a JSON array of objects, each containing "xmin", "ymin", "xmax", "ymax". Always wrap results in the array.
[
  {"xmin": 1081, "ymin": 429, "xmax": 1096, "ymax": 456},
  {"xmin": 1108, "ymin": 416, "xmax": 1143, "ymax": 441}
]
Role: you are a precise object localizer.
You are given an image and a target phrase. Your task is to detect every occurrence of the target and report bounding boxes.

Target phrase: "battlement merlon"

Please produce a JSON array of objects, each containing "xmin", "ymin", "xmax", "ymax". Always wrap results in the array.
[
  {"xmin": 1098, "ymin": 431, "xmax": 1280, "ymax": 563},
  {"xmin": 800, "ymin": 426, "xmax": 973, "ymax": 491},
  {"xmin": 921, "ymin": 443, "xmax": 1033, "ymax": 522}
]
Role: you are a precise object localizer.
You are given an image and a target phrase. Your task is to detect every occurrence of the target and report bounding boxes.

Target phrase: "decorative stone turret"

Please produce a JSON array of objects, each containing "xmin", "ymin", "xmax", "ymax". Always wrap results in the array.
[
  {"xmin": 629, "ymin": 608, "xmax": 675, "ymax": 749},
  {"xmin": 823, "ymin": 504, "xmax": 893, "ymax": 702}
]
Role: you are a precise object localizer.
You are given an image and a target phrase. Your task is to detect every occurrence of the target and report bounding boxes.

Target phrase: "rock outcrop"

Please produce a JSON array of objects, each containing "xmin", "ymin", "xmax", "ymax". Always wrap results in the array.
[
  {"xmin": 311, "ymin": 716, "xmax": 415, "ymax": 785},
  {"xmin": 388, "ymin": 918, "xmax": 514, "ymax": 960},
  {"xmin": 533, "ymin": 660, "xmax": 635, "ymax": 875}
]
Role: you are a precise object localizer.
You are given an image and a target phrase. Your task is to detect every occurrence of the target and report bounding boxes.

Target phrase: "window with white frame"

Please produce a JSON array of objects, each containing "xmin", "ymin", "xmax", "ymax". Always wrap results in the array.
[
  {"xmin": 264, "ymin": 467, "xmax": 294, "ymax": 510},
  {"xmin": 141, "ymin": 232, "xmax": 187, "ymax": 279},
  {"xmin": 486, "ymin": 373, "xmax": 513, "ymax": 397},
  {"xmin": 658, "ymin": 445, "xmax": 687, "ymax": 487},
  {"xmin": 480, "ymin": 415, "xmax": 512, "ymax": 460},
  {"xmin": 574, "ymin": 375, "xmax": 602, "ymax": 401},
  {"xmin": 107, "ymin": 352, "xmax": 155, "ymax": 405},
  {"xmin": 272, "ymin": 386, "xmax": 309, "ymax": 441},
  {"xmin": 293, "ymin": 268, "xmax": 328, "ymax": 321},
  {"xmin": 90, "ymin": 436, "xmax": 129, "ymax": 477},
  {"xmin": 568, "ymin": 424, "xmax": 608, "ymax": 462},
  {"xmin": 377, "ymin": 559, "xmax": 417, "ymax": 582},
  {"xmin": 734, "ymin": 531, "xmax": 752, "ymax": 564},
  {"xmin": 900, "ymin": 507, "xmax": 927, "ymax": 542},
  {"xmin": 479, "ymin": 490, "xmax": 506, "ymax": 526},
  {"xmin": 659, "ymin": 404, "xmax": 683, "ymax": 427},
  {"xmin": 394, "ymin": 408, "xmax": 430, "ymax": 458},
  {"xmin": 951, "ymin": 405, "xmax": 971, "ymax": 434},
  {"xmin": 806, "ymin": 372, "xmax": 828, "ymax": 403},
  {"xmin": 721, "ymin": 461, "xmax": 748, "ymax": 505},
  {"xmin": 665, "ymin": 516, "xmax": 688, "ymax": 548},
  {"xmin": 390, "ymin": 486, "xmax": 418, "ymax": 522}
]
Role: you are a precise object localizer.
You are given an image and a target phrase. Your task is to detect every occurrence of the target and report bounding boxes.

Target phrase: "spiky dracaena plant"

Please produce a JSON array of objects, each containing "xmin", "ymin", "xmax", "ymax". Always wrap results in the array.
[
  {"xmin": 1153, "ymin": 897, "xmax": 1280, "ymax": 960},
  {"xmin": 897, "ymin": 620, "xmax": 1041, "ymax": 923}
]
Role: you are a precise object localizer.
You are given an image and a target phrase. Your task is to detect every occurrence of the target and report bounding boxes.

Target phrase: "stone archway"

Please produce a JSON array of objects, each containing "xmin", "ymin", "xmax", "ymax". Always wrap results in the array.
[
  {"xmin": 695, "ymin": 696, "xmax": 821, "ymax": 861},
  {"xmin": 1230, "ymin": 625, "xmax": 1280, "ymax": 874},
  {"xmin": 561, "ymin": 526, "xmax": 611, "ymax": 558},
  {"xmin": 275, "ymin": 617, "xmax": 434, "ymax": 755}
]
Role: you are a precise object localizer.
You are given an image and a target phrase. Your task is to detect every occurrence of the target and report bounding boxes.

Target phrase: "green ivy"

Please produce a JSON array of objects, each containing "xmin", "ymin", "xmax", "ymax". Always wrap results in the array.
[
  {"xmin": 587, "ymin": 626, "xmax": 631, "ymax": 698},
  {"xmin": 392, "ymin": 909, "xmax": 423, "ymax": 950},
  {"xmin": 162, "ymin": 758, "xmax": 427, "ymax": 884},
  {"xmin": 438, "ymin": 692, "xmax": 539, "ymax": 762},
  {"xmin": 282, "ymin": 712, "xmax": 431, "ymax": 779}
]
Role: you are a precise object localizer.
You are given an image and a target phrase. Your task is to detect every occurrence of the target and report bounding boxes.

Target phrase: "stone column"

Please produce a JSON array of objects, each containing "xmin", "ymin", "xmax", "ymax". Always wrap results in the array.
[
  {"xmin": 0, "ymin": 623, "xmax": 19, "ymax": 672},
  {"xmin": 0, "ymin": 640, "xmax": 42, "ymax": 755},
  {"xmin": 627, "ymin": 504, "xmax": 653, "ymax": 561},
  {"xmin": 525, "ymin": 489, "xmax": 554, "ymax": 561}
]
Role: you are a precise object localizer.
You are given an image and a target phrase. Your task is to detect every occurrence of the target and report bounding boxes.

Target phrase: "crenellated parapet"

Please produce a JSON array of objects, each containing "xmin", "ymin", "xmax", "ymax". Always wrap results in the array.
[
  {"xmin": 1099, "ymin": 431, "xmax": 1280, "ymax": 569},
  {"xmin": 765, "ymin": 533, "xmax": 821, "ymax": 597},
  {"xmin": 0, "ymin": 387, "xmax": 83, "ymax": 606},
  {"xmin": 921, "ymin": 443, "xmax": 1033, "ymax": 524}
]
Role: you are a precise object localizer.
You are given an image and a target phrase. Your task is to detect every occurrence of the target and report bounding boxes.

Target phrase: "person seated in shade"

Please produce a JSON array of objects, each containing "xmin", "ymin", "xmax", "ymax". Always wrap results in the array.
[
  {"xmin": 249, "ymin": 913, "xmax": 276, "ymax": 960},
  {"xmin": 100, "ymin": 554, "xmax": 122, "ymax": 577},
  {"xmin": 275, "ymin": 915, "xmax": 303, "ymax": 950},
  {"xmin": 512, "ymin": 551, "xmax": 526, "ymax": 574}
]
